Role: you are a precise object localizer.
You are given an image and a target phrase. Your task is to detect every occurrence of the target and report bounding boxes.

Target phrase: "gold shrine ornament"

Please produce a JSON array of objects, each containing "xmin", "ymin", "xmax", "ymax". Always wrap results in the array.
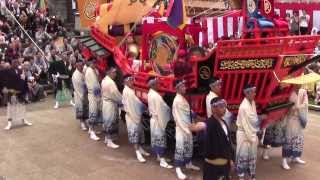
[
  {"xmin": 247, "ymin": 0, "xmax": 256, "ymax": 14},
  {"xmin": 264, "ymin": 0, "xmax": 272, "ymax": 14},
  {"xmin": 84, "ymin": 0, "xmax": 97, "ymax": 20}
]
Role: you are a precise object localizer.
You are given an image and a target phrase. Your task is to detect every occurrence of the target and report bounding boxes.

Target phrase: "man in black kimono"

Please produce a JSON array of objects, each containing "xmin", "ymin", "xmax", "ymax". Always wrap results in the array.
[
  {"xmin": 0, "ymin": 59, "xmax": 32, "ymax": 130},
  {"xmin": 189, "ymin": 97, "xmax": 234, "ymax": 180},
  {"xmin": 48, "ymin": 50, "xmax": 73, "ymax": 108}
]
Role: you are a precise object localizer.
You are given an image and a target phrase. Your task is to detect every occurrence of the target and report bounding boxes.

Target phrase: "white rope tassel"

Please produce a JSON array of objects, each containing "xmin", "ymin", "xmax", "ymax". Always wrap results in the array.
[{"xmin": 273, "ymin": 71, "xmax": 280, "ymax": 82}]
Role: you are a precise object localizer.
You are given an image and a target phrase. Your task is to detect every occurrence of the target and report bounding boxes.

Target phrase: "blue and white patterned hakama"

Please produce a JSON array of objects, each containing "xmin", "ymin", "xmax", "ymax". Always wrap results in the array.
[
  {"xmin": 282, "ymin": 90, "xmax": 306, "ymax": 159},
  {"xmin": 126, "ymin": 117, "xmax": 145, "ymax": 144},
  {"xmin": 282, "ymin": 115, "xmax": 304, "ymax": 159},
  {"xmin": 122, "ymin": 86, "xmax": 145, "ymax": 145},
  {"xmin": 174, "ymin": 129, "xmax": 193, "ymax": 166},
  {"xmin": 282, "ymin": 135, "xmax": 304, "ymax": 158},
  {"xmin": 151, "ymin": 129, "xmax": 167, "ymax": 156},
  {"xmin": 102, "ymin": 101, "xmax": 120, "ymax": 139},
  {"xmin": 88, "ymin": 92, "xmax": 102, "ymax": 126},
  {"xmin": 75, "ymin": 94, "xmax": 89, "ymax": 120},
  {"xmin": 236, "ymin": 131, "xmax": 258, "ymax": 177}
]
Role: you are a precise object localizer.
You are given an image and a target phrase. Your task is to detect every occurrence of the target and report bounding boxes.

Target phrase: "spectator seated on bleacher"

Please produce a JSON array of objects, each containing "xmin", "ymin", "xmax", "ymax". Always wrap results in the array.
[
  {"xmin": 27, "ymin": 76, "xmax": 46, "ymax": 102},
  {"xmin": 23, "ymin": 42, "xmax": 37, "ymax": 58},
  {"xmin": 35, "ymin": 27, "xmax": 49, "ymax": 48},
  {"xmin": 59, "ymin": 38, "xmax": 73, "ymax": 55}
]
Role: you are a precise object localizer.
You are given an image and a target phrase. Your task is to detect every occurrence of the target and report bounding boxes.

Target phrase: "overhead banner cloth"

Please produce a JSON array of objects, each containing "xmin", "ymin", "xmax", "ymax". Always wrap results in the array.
[
  {"xmin": 77, "ymin": 0, "xmax": 107, "ymax": 28},
  {"xmin": 166, "ymin": 0, "xmax": 187, "ymax": 29},
  {"xmin": 95, "ymin": 0, "xmax": 156, "ymax": 33},
  {"xmin": 281, "ymin": 73, "xmax": 320, "ymax": 85}
]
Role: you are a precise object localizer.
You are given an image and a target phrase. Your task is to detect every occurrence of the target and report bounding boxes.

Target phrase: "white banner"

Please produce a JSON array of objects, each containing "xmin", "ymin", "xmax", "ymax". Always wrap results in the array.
[
  {"xmin": 227, "ymin": 17, "xmax": 233, "ymax": 37},
  {"xmin": 313, "ymin": 10, "xmax": 320, "ymax": 30},
  {"xmin": 238, "ymin": 17, "xmax": 243, "ymax": 37},
  {"xmin": 207, "ymin": 17, "xmax": 214, "ymax": 43},
  {"xmin": 217, "ymin": 16, "xmax": 224, "ymax": 38}
]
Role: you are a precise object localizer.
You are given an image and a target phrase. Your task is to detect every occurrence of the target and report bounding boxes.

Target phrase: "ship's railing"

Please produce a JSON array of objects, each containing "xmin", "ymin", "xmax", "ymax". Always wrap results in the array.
[
  {"xmin": 218, "ymin": 72, "xmax": 266, "ymax": 112},
  {"xmin": 214, "ymin": 35, "xmax": 320, "ymax": 114},
  {"xmin": 216, "ymin": 35, "xmax": 320, "ymax": 59},
  {"xmin": 218, "ymin": 69, "xmax": 295, "ymax": 116},
  {"xmin": 221, "ymin": 71, "xmax": 272, "ymax": 105},
  {"xmin": 214, "ymin": 53, "xmax": 307, "ymax": 115}
]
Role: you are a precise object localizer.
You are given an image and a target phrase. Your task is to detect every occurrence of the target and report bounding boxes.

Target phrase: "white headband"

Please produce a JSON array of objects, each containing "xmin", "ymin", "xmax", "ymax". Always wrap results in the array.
[
  {"xmin": 209, "ymin": 79, "xmax": 222, "ymax": 86},
  {"xmin": 243, "ymin": 86, "xmax": 256, "ymax": 94},
  {"xmin": 175, "ymin": 80, "xmax": 186, "ymax": 88},
  {"xmin": 124, "ymin": 76, "xmax": 134, "ymax": 82},
  {"xmin": 211, "ymin": 99, "xmax": 227, "ymax": 107},
  {"xmin": 148, "ymin": 78, "xmax": 157, "ymax": 87},
  {"xmin": 107, "ymin": 67, "xmax": 117, "ymax": 74}
]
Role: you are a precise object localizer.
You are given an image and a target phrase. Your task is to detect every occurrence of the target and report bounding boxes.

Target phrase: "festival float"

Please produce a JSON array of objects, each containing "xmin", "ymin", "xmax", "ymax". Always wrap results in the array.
[{"xmin": 79, "ymin": 0, "xmax": 320, "ymax": 128}]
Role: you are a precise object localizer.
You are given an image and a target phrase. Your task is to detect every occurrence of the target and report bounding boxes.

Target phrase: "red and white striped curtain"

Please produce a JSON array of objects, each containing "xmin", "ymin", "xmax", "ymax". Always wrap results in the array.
[
  {"xmin": 198, "ymin": 10, "xmax": 241, "ymax": 46},
  {"xmin": 198, "ymin": 2, "xmax": 320, "ymax": 47}
]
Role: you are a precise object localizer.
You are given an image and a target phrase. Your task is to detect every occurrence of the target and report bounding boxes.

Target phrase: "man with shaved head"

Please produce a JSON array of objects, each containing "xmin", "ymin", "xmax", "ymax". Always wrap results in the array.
[
  {"xmin": 236, "ymin": 84, "xmax": 260, "ymax": 180},
  {"xmin": 101, "ymin": 67, "xmax": 122, "ymax": 149},
  {"xmin": 172, "ymin": 79, "xmax": 200, "ymax": 180}
]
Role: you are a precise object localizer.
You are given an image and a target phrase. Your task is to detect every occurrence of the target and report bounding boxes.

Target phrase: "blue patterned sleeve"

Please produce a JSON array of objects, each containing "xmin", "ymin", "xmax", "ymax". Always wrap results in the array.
[
  {"xmin": 82, "ymin": 83, "xmax": 88, "ymax": 93},
  {"xmin": 93, "ymin": 87, "xmax": 101, "ymax": 97}
]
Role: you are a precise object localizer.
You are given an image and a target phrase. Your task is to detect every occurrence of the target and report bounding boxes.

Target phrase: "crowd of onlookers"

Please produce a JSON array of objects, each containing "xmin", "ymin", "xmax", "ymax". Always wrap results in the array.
[
  {"xmin": 284, "ymin": 9, "xmax": 320, "ymax": 36},
  {"xmin": 0, "ymin": 0, "xmax": 82, "ymax": 106}
]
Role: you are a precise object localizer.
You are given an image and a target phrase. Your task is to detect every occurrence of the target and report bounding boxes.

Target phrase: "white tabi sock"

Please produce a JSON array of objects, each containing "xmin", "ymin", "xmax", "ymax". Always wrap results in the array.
[
  {"xmin": 89, "ymin": 131, "xmax": 100, "ymax": 141},
  {"xmin": 160, "ymin": 158, "xmax": 173, "ymax": 169},
  {"xmin": 135, "ymin": 150, "xmax": 146, "ymax": 163},
  {"xmin": 262, "ymin": 148, "xmax": 270, "ymax": 160},
  {"xmin": 70, "ymin": 100, "xmax": 75, "ymax": 106},
  {"xmin": 106, "ymin": 139, "xmax": 120, "ymax": 149},
  {"xmin": 23, "ymin": 119, "xmax": 32, "ymax": 126},
  {"xmin": 294, "ymin": 157, "xmax": 306, "ymax": 164},
  {"xmin": 54, "ymin": 101, "xmax": 59, "ymax": 109},
  {"xmin": 175, "ymin": 167, "xmax": 187, "ymax": 180},
  {"xmin": 139, "ymin": 147, "xmax": 150, "ymax": 156},
  {"xmin": 4, "ymin": 121, "xmax": 12, "ymax": 130},
  {"xmin": 80, "ymin": 122, "xmax": 87, "ymax": 131},
  {"xmin": 282, "ymin": 158, "xmax": 291, "ymax": 170}
]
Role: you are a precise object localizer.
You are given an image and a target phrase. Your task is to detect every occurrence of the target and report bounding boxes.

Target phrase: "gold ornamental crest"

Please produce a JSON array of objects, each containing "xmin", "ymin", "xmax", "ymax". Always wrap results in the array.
[
  {"xmin": 247, "ymin": 0, "xmax": 256, "ymax": 14},
  {"xmin": 84, "ymin": 0, "xmax": 97, "ymax": 20},
  {"xmin": 264, "ymin": 0, "xmax": 272, "ymax": 14}
]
